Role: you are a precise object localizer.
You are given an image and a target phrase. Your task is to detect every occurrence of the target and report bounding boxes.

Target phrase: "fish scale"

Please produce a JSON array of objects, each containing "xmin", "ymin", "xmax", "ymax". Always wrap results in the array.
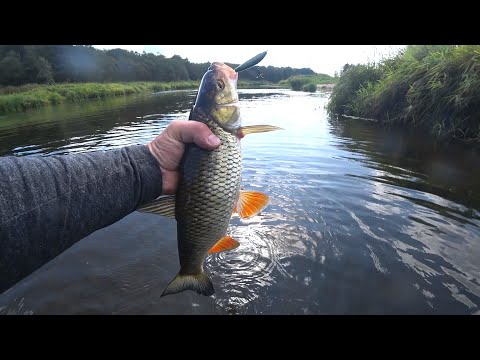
[
  {"xmin": 176, "ymin": 119, "xmax": 242, "ymax": 272},
  {"xmin": 137, "ymin": 59, "xmax": 280, "ymax": 297}
]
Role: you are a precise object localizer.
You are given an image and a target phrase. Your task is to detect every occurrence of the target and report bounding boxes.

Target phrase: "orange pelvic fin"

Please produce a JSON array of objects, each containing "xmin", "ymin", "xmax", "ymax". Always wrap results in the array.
[
  {"xmin": 208, "ymin": 236, "xmax": 240, "ymax": 254},
  {"xmin": 233, "ymin": 190, "xmax": 270, "ymax": 219}
]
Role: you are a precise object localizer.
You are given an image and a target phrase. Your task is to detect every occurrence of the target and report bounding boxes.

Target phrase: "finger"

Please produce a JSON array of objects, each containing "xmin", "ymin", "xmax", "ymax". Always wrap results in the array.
[{"xmin": 166, "ymin": 120, "xmax": 221, "ymax": 150}]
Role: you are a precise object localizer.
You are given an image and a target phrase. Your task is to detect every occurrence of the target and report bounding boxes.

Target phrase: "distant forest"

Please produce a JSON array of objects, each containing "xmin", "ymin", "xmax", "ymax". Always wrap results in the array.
[{"xmin": 0, "ymin": 45, "xmax": 316, "ymax": 86}]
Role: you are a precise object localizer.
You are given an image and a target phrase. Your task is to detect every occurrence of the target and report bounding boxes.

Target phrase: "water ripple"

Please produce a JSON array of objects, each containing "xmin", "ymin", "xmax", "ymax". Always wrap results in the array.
[{"xmin": 1, "ymin": 89, "xmax": 480, "ymax": 314}]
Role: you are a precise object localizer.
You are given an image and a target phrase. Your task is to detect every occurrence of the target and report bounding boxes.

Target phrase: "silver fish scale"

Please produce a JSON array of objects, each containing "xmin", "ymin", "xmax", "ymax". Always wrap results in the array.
[{"xmin": 175, "ymin": 119, "xmax": 242, "ymax": 274}]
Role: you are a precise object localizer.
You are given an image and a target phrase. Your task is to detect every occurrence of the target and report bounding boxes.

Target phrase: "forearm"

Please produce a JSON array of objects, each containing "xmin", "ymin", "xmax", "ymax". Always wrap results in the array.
[{"xmin": 0, "ymin": 145, "xmax": 162, "ymax": 293}]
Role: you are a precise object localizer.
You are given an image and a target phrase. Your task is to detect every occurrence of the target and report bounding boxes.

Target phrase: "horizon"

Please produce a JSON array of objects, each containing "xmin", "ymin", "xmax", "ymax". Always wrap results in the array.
[{"xmin": 92, "ymin": 45, "xmax": 406, "ymax": 76}]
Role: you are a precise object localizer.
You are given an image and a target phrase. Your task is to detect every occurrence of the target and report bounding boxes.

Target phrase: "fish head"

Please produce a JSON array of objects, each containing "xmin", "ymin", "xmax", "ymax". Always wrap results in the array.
[{"xmin": 194, "ymin": 62, "xmax": 241, "ymax": 133}]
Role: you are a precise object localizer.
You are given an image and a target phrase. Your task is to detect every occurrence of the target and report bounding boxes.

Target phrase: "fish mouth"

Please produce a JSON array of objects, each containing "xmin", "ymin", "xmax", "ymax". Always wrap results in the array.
[{"xmin": 209, "ymin": 62, "xmax": 238, "ymax": 81}]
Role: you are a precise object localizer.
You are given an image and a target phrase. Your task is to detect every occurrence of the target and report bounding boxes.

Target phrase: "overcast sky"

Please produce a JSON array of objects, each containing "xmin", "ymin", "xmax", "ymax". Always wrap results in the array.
[{"xmin": 92, "ymin": 45, "xmax": 406, "ymax": 76}]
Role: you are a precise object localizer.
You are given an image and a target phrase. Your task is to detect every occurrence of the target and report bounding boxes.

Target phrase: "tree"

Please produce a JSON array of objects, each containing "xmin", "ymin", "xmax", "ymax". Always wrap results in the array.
[
  {"xmin": 36, "ymin": 57, "xmax": 54, "ymax": 84},
  {"xmin": 0, "ymin": 45, "xmax": 318, "ymax": 85},
  {"xmin": 0, "ymin": 51, "xmax": 25, "ymax": 85},
  {"xmin": 341, "ymin": 63, "xmax": 353, "ymax": 75}
]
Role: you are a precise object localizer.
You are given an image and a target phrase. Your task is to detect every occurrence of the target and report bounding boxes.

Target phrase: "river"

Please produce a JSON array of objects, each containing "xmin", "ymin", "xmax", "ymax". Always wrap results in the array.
[{"xmin": 1, "ymin": 89, "xmax": 479, "ymax": 314}]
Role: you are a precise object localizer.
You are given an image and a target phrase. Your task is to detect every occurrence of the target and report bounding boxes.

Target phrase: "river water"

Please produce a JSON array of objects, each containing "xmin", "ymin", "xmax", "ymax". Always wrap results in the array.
[{"xmin": 1, "ymin": 89, "xmax": 479, "ymax": 314}]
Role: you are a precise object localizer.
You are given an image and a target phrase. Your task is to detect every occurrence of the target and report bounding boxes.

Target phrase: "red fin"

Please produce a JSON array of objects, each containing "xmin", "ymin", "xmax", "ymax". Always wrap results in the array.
[
  {"xmin": 235, "ymin": 190, "xmax": 270, "ymax": 219},
  {"xmin": 208, "ymin": 236, "xmax": 240, "ymax": 254}
]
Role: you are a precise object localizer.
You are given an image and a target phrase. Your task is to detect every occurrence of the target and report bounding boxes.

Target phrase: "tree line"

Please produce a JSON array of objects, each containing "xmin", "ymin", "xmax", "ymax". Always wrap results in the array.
[{"xmin": 0, "ymin": 45, "xmax": 315, "ymax": 86}]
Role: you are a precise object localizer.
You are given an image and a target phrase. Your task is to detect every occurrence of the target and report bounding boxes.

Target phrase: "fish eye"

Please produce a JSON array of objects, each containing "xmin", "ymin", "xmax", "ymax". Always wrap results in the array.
[{"xmin": 216, "ymin": 80, "xmax": 225, "ymax": 90}]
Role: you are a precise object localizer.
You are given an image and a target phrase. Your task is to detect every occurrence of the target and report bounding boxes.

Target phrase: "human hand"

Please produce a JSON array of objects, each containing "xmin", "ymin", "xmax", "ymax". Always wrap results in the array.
[{"xmin": 147, "ymin": 120, "xmax": 221, "ymax": 195}]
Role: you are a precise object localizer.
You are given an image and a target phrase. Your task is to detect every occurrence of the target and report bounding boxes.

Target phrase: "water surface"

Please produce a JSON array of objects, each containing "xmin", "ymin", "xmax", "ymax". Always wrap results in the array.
[{"xmin": 1, "ymin": 89, "xmax": 479, "ymax": 314}]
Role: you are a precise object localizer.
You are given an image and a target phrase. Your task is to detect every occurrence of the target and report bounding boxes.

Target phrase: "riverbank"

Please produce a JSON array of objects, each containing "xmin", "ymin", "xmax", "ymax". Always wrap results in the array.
[
  {"xmin": 238, "ymin": 81, "xmax": 285, "ymax": 89},
  {"xmin": 280, "ymin": 74, "xmax": 338, "ymax": 92},
  {"xmin": 0, "ymin": 81, "xmax": 200, "ymax": 114},
  {"xmin": 327, "ymin": 45, "xmax": 480, "ymax": 143},
  {"xmin": 0, "ymin": 80, "xmax": 287, "ymax": 114}
]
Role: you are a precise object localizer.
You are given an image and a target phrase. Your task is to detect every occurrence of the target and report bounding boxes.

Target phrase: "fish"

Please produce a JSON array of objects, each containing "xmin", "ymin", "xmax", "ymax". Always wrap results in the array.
[{"xmin": 138, "ymin": 60, "xmax": 281, "ymax": 297}]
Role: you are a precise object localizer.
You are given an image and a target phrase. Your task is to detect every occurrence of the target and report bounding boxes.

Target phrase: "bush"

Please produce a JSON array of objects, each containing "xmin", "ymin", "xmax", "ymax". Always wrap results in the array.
[
  {"xmin": 303, "ymin": 83, "xmax": 317, "ymax": 92},
  {"xmin": 326, "ymin": 64, "xmax": 382, "ymax": 116}
]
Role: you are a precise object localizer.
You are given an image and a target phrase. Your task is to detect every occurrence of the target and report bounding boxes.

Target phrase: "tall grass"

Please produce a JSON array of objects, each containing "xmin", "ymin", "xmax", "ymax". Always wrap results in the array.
[
  {"xmin": 327, "ymin": 45, "xmax": 480, "ymax": 142},
  {"xmin": 0, "ymin": 81, "xmax": 199, "ymax": 113}
]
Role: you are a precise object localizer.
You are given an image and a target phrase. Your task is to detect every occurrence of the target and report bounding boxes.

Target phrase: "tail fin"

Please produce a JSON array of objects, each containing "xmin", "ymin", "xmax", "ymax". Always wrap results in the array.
[{"xmin": 161, "ymin": 272, "xmax": 215, "ymax": 297}]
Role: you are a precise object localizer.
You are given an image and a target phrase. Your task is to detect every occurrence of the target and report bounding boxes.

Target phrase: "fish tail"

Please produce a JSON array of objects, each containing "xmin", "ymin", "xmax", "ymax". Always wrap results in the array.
[{"xmin": 161, "ymin": 272, "xmax": 215, "ymax": 297}]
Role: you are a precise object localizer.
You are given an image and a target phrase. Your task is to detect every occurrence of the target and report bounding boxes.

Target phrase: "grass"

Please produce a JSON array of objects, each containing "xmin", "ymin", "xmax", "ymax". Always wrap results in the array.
[
  {"xmin": 237, "ymin": 80, "xmax": 285, "ymax": 89},
  {"xmin": 327, "ymin": 45, "xmax": 480, "ymax": 143},
  {"xmin": 0, "ymin": 79, "xmax": 288, "ymax": 114},
  {"xmin": 280, "ymin": 74, "xmax": 338, "ymax": 92},
  {"xmin": 0, "ymin": 81, "xmax": 199, "ymax": 113}
]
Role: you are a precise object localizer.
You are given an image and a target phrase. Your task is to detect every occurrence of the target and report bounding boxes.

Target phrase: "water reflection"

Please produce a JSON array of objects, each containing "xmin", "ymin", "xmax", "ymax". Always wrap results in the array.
[
  {"xmin": 328, "ymin": 116, "xmax": 480, "ymax": 313},
  {"xmin": 0, "ymin": 91, "xmax": 196, "ymax": 157},
  {"xmin": 0, "ymin": 89, "xmax": 479, "ymax": 314}
]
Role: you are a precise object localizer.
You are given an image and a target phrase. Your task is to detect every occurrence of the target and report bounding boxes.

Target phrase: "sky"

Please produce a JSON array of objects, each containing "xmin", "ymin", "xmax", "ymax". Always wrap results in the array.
[{"xmin": 92, "ymin": 45, "xmax": 406, "ymax": 76}]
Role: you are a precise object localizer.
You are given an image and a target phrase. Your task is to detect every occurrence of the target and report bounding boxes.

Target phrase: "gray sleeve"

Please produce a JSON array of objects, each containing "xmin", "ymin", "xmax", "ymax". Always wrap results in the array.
[{"xmin": 0, "ymin": 145, "xmax": 162, "ymax": 293}]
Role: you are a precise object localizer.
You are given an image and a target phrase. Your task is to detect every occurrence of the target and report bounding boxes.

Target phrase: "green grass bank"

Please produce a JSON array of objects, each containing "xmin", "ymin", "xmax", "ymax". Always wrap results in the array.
[
  {"xmin": 327, "ymin": 45, "xmax": 480, "ymax": 143},
  {"xmin": 0, "ymin": 81, "xmax": 199, "ymax": 114},
  {"xmin": 0, "ymin": 80, "xmax": 289, "ymax": 114}
]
